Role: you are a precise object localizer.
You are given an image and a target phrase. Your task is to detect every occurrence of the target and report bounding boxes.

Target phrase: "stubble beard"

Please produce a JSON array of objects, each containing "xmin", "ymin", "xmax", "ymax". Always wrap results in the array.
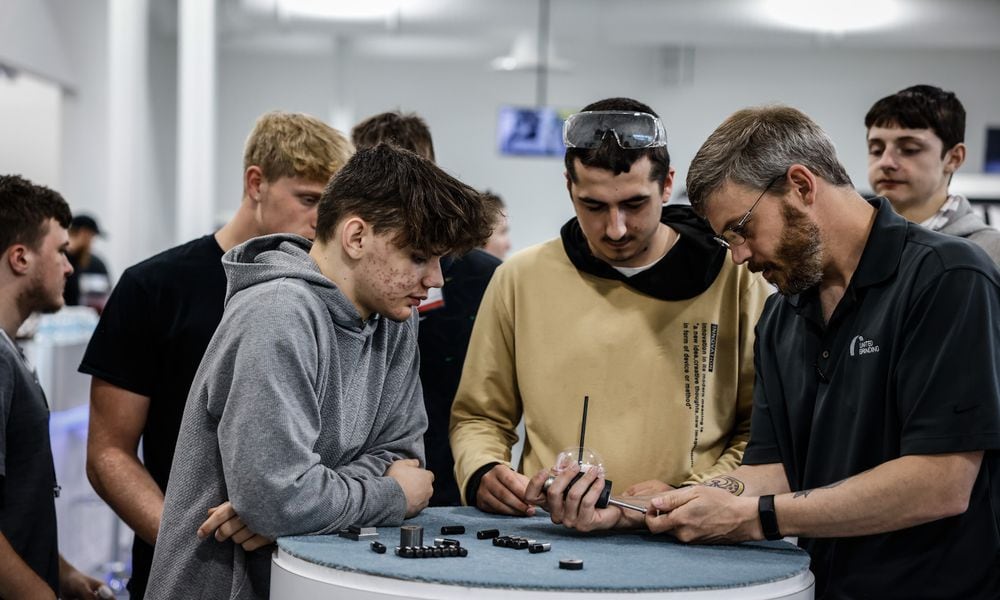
[{"xmin": 19, "ymin": 273, "xmax": 64, "ymax": 316}]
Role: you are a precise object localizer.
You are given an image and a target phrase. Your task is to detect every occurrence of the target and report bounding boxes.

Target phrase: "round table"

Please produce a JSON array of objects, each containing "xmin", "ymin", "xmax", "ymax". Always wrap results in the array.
[{"xmin": 271, "ymin": 506, "xmax": 814, "ymax": 599}]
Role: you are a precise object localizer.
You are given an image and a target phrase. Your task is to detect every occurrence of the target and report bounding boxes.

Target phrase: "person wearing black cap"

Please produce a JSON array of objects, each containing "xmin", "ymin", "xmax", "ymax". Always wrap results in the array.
[{"xmin": 63, "ymin": 214, "xmax": 111, "ymax": 309}]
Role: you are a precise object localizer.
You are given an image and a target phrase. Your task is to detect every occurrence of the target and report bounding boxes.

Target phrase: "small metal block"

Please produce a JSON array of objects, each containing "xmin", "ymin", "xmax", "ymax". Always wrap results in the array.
[
  {"xmin": 512, "ymin": 538, "xmax": 529, "ymax": 549},
  {"xmin": 432, "ymin": 546, "xmax": 443, "ymax": 558},
  {"xmin": 528, "ymin": 543, "xmax": 550, "ymax": 554},
  {"xmin": 348, "ymin": 524, "xmax": 377, "ymax": 536},
  {"xmin": 477, "ymin": 528, "xmax": 500, "ymax": 539},
  {"xmin": 340, "ymin": 529, "xmax": 378, "ymax": 541},
  {"xmin": 458, "ymin": 546, "xmax": 468, "ymax": 557},
  {"xmin": 440, "ymin": 525, "xmax": 465, "ymax": 535},
  {"xmin": 399, "ymin": 525, "xmax": 424, "ymax": 548},
  {"xmin": 370, "ymin": 541, "xmax": 387, "ymax": 554},
  {"xmin": 492, "ymin": 536, "xmax": 508, "ymax": 547}
]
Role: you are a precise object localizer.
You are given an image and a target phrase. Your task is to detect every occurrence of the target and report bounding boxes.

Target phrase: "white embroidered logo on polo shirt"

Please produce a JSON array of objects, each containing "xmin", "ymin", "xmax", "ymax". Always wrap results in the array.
[{"xmin": 849, "ymin": 335, "xmax": 880, "ymax": 356}]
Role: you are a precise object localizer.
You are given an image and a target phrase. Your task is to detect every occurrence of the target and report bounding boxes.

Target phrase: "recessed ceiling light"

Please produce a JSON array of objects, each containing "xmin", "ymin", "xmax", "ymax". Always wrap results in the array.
[
  {"xmin": 762, "ymin": 0, "xmax": 903, "ymax": 34},
  {"xmin": 277, "ymin": 0, "xmax": 401, "ymax": 21}
]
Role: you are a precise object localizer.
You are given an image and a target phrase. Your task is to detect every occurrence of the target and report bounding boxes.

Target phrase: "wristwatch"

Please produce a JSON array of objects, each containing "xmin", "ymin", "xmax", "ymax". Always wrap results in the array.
[{"xmin": 758, "ymin": 494, "xmax": 783, "ymax": 540}]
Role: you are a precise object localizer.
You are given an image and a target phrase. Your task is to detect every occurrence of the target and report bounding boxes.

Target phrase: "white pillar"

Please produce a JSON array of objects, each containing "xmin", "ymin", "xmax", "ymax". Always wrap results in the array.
[
  {"xmin": 176, "ymin": 0, "xmax": 216, "ymax": 243},
  {"xmin": 329, "ymin": 35, "xmax": 353, "ymax": 134},
  {"xmin": 107, "ymin": 0, "xmax": 148, "ymax": 269}
]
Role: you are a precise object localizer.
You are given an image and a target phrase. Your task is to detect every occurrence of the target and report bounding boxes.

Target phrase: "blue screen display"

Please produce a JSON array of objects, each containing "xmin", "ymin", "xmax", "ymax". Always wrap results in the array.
[{"xmin": 496, "ymin": 106, "xmax": 571, "ymax": 156}]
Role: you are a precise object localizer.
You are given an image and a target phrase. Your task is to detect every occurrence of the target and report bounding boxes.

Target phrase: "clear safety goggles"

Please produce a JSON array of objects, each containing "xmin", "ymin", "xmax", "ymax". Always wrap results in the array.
[{"xmin": 562, "ymin": 111, "xmax": 667, "ymax": 149}]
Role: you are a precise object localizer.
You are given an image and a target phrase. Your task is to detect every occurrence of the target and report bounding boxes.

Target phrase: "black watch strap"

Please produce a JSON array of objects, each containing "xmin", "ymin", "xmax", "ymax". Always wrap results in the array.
[{"xmin": 758, "ymin": 494, "xmax": 782, "ymax": 540}]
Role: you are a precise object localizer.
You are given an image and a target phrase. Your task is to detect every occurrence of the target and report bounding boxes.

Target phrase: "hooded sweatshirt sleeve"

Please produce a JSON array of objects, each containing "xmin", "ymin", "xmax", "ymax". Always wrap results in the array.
[
  {"xmin": 207, "ymin": 280, "xmax": 415, "ymax": 538},
  {"xmin": 327, "ymin": 311, "xmax": 427, "ymax": 480}
]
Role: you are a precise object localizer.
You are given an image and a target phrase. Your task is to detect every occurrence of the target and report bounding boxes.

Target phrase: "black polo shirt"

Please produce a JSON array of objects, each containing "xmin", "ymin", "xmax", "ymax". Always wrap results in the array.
[{"xmin": 743, "ymin": 198, "xmax": 1000, "ymax": 599}]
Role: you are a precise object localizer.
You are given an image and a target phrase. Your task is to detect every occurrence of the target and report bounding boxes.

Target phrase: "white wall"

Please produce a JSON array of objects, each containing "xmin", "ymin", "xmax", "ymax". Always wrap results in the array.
[
  {"xmin": 6, "ymin": 2, "xmax": 1000, "ymax": 263},
  {"xmin": 215, "ymin": 49, "xmax": 338, "ymax": 221},
  {"xmin": 47, "ymin": 0, "xmax": 177, "ymax": 276},
  {"xmin": 0, "ymin": 72, "xmax": 62, "ymax": 187},
  {"xmin": 662, "ymin": 47, "xmax": 1000, "ymax": 197},
  {"xmin": 215, "ymin": 45, "xmax": 1000, "ymax": 254}
]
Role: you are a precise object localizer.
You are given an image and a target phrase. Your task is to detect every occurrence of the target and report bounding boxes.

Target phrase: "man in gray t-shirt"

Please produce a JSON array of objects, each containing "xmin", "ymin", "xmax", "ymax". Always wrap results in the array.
[{"xmin": 0, "ymin": 175, "xmax": 105, "ymax": 598}]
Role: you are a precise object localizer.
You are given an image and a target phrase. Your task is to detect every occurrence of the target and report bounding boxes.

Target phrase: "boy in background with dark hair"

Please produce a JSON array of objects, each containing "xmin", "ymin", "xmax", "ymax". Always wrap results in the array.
[
  {"xmin": 352, "ymin": 110, "xmax": 502, "ymax": 506},
  {"xmin": 0, "ymin": 175, "xmax": 108, "ymax": 599},
  {"xmin": 481, "ymin": 191, "xmax": 511, "ymax": 260},
  {"xmin": 146, "ymin": 144, "xmax": 500, "ymax": 600},
  {"xmin": 866, "ymin": 84, "xmax": 1000, "ymax": 262},
  {"xmin": 351, "ymin": 110, "xmax": 436, "ymax": 162},
  {"xmin": 82, "ymin": 111, "xmax": 353, "ymax": 599},
  {"xmin": 450, "ymin": 97, "xmax": 770, "ymax": 516}
]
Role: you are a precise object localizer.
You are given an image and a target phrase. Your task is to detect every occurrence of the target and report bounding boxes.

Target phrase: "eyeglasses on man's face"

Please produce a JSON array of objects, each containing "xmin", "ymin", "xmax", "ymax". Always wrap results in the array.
[{"xmin": 713, "ymin": 174, "xmax": 784, "ymax": 249}]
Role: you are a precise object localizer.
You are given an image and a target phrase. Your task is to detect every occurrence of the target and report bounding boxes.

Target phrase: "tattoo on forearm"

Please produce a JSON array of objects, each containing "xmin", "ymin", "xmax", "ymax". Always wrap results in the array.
[
  {"xmin": 792, "ymin": 478, "xmax": 846, "ymax": 499},
  {"xmin": 701, "ymin": 475, "xmax": 746, "ymax": 496}
]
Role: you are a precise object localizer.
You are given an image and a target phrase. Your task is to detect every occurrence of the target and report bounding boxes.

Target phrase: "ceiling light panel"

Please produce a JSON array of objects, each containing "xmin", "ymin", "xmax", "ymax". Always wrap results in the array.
[{"xmin": 762, "ymin": 0, "xmax": 905, "ymax": 34}]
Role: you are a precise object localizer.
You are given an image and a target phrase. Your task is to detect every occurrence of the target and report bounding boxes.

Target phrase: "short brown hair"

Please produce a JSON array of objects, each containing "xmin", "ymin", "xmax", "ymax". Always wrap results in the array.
[
  {"xmin": 243, "ymin": 111, "xmax": 354, "ymax": 183},
  {"xmin": 686, "ymin": 105, "xmax": 852, "ymax": 216},
  {"xmin": 0, "ymin": 175, "xmax": 72, "ymax": 252},
  {"xmin": 351, "ymin": 111, "xmax": 436, "ymax": 162},
  {"xmin": 316, "ymin": 144, "xmax": 500, "ymax": 256}
]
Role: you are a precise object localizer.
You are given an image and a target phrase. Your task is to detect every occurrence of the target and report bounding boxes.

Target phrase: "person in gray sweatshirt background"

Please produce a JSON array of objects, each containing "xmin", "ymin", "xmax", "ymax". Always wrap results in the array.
[
  {"xmin": 865, "ymin": 84, "xmax": 1000, "ymax": 263},
  {"xmin": 145, "ymin": 143, "xmax": 502, "ymax": 600}
]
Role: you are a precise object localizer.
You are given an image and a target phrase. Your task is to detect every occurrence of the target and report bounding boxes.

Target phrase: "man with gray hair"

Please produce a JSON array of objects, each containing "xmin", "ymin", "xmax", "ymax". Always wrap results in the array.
[{"xmin": 528, "ymin": 105, "xmax": 1000, "ymax": 598}]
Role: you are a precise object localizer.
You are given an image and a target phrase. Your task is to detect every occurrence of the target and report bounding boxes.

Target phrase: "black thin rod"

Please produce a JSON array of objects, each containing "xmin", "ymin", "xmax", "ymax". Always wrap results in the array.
[{"xmin": 578, "ymin": 395, "xmax": 589, "ymax": 464}]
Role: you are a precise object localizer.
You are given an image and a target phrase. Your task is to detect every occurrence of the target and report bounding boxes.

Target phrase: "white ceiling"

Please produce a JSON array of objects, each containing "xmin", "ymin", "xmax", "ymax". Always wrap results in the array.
[{"xmin": 146, "ymin": 0, "xmax": 1000, "ymax": 59}]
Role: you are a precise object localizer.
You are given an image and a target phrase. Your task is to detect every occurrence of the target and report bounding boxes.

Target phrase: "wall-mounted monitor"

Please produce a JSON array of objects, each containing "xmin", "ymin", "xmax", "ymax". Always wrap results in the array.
[
  {"xmin": 986, "ymin": 127, "xmax": 1000, "ymax": 174},
  {"xmin": 496, "ymin": 105, "xmax": 572, "ymax": 157}
]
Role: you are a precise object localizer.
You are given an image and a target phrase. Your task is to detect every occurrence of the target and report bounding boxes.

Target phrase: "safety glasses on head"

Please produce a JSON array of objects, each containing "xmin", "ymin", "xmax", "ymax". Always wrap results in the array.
[{"xmin": 562, "ymin": 111, "xmax": 667, "ymax": 150}]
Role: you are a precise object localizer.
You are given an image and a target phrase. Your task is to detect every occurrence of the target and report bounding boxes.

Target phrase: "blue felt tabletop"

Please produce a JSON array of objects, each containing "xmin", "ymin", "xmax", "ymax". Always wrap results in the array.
[{"xmin": 277, "ymin": 506, "xmax": 811, "ymax": 593}]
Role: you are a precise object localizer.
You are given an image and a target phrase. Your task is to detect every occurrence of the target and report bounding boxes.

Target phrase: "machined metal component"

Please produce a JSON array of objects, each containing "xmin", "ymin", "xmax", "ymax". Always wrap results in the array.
[
  {"xmin": 559, "ymin": 558, "xmax": 584, "ymax": 570},
  {"xmin": 399, "ymin": 525, "xmax": 424, "ymax": 548},
  {"xmin": 440, "ymin": 525, "xmax": 466, "ymax": 535}
]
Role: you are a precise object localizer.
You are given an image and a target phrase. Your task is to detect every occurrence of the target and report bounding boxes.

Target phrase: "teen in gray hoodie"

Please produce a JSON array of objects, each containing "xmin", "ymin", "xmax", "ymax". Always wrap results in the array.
[
  {"xmin": 866, "ymin": 84, "xmax": 1000, "ymax": 264},
  {"xmin": 145, "ymin": 144, "xmax": 501, "ymax": 600}
]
